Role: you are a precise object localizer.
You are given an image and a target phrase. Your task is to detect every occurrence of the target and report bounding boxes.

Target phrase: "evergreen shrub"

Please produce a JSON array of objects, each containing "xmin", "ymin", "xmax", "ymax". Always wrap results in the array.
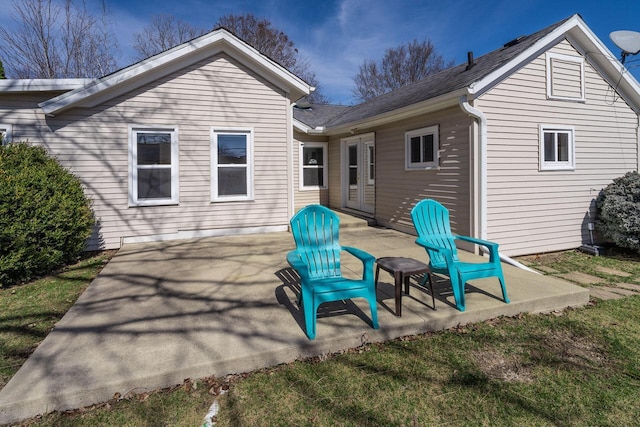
[
  {"xmin": 596, "ymin": 171, "xmax": 640, "ymax": 253},
  {"xmin": 0, "ymin": 142, "xmax": 94, "ymax": 286}
]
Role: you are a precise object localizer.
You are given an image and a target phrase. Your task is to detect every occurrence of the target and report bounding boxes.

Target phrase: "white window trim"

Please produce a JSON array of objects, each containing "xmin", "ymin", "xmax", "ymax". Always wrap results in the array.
[
  {"xmin": 539, "ymin": 124, "xmax": 576, "ymax": 171},
  {"xmin": 211, "ymin": 127, "xmax": 254, "ymax": 202},
  {"xmin": 0, "ymin": 124, "xmax": 13, "ymax": 145},
  {"xmin": 546, "ymin": 52, "xmax": 586, "ymax": 102},
  {"xmin": 366, "ymin": 142, "xmax": 375, "ymax": 185},
  {"xmin": 405, "ymin": 125, "xmax": 439, "ymax": 170},
  {"xmin": 299, "ymin": 141, "xmax": 328, "ymax": 190},
  {"xmin": 128, "ymin": 125, "xmax": 180, "ymax": 206}
]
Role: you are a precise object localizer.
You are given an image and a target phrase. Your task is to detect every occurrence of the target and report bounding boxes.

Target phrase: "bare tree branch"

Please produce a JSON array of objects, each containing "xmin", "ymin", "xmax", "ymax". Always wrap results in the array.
[
  {"xmin": 352, "ymin": 38, "xmax": 454, "ymax": 102},
  {"xmin": 0, "ymin": 0, "xmax": 119, "ymax": 79},
  {"xmin": 131, "ymin": 13, "xmax": 205, "ymax": 61},
  {"xmin": 215, "ymin": 13, "xmax": 328, "ymax": 104}
]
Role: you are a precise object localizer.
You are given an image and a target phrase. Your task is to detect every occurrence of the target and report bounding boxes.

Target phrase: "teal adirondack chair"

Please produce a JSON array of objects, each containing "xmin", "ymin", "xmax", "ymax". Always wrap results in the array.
[
  {"xmin": 287, "ymin": 205, "xmax": 379, "ymax": 340},
  {"xmin": 410, "ymin": 199, "xmax": 509, "ymax": 312}
]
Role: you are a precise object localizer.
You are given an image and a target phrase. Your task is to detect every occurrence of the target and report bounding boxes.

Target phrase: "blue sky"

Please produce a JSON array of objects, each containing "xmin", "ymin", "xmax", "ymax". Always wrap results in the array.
[{"xmin": 2, "ymin": 0, "xmax": 640, "ymax": 104}]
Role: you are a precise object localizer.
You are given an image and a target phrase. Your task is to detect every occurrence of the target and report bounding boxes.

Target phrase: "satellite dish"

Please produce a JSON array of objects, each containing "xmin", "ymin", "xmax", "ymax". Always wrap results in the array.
[{"xmin": 610, "ymin": 30, "xmax": 640, "ymax": 63}]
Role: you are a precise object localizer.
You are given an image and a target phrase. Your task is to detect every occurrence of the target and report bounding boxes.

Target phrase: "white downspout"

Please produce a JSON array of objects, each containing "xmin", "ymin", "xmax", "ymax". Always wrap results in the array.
[
  {"xmin": 459, "ymin": 95, "xmax": 541, "ymax": 275},
  {"xmin": 459, "ymin": 95, "xmax": 488, "ymax": 241},
  {"xmin": 287, "ymin": 99, "xmax": 294, "ymax": 220}
]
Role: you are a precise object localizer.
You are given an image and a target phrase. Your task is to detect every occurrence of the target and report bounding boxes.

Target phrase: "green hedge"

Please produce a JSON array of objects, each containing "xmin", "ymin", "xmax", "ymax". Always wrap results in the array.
[
  {"xmin": 0, "ymin": 142, "xmax": 95, "ymax": 286},
  {"xmin": 596, "ymin": 171, "xmax": 640, "ymax": 253}
]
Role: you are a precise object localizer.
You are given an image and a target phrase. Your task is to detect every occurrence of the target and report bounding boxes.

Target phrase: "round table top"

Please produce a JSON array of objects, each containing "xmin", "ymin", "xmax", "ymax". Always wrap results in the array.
[{"xmin": 376, "ymin": 256, "xmax": 429, "ymax": 273}]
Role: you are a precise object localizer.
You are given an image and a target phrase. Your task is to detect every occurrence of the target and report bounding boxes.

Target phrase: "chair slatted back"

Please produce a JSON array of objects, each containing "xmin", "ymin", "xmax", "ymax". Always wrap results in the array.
[
  {"xmin": 290, "ymin": 205, "xmax": 342, "ymax": 279},
  {"xmin": 411, "ymin": 199, "xmax": 460, "ymax": 269}
]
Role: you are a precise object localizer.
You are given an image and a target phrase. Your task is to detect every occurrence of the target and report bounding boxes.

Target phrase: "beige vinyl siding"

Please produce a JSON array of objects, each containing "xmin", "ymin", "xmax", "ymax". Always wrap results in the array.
[
  {"xmin": 329, "ymin": 107, "xmax": 473, "ymax": 236},
  {"xmin": 478, "ymin": 39, "xmax": 639, "ymax": 256},
  {"xmin": 293, "ymin": 131, "xmax": 329, "ymax": 211},
  {"xmin": 0, "ymin": 54, "xmax": 292, "ymax": 249}
]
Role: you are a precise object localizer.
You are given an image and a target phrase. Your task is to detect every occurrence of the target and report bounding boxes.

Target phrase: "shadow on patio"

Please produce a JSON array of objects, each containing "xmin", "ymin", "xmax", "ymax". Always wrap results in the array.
[{"xmin": 0, "ymin": 226, "xmax": 589, "ymax": 424}]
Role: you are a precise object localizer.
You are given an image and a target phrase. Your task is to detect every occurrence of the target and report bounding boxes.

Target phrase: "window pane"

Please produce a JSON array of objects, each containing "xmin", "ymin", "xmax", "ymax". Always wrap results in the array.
[
  {"xmin": 218, "ymin": 167, "xmax": 247, "ymax": 196},
  {"xmin": 410, "ymin": 136, "xmax": 421, "ymax": 163},
  {"xmin": 544, "ymin": 133, "xmax": 555, "ymax": 162},
  {"xmin": 422, "ymin": 134, "xmax": 434, "ymax": 162},
  {"xmin": 367, "ymin": 145, "xmax": 375, "ymax": 181},
  {"xmin": 303, "ymin": 147, "xmax": 324, "ymax": 166},
  {"xmin": 348, "ymin": 145, "xmax": 357, "ymax": 166},
  {"xmin": 303, "ymin": 167, "xmax": 323, "ymax": 186},
  {"xmin": 137, "ymin": 133, "xmax": 171, "ymax": 165},
  {"xmin": 557, "ymin": 133, "xmax": 569, "ymax": 161},
  {"xmin": 137, "ymin": 168, "xmax": 171, "ymax": 199},
  {"xmin": 218, "ymin": 134, "xmax": 247, "ymax": 165},
  {"xmin": 349, "ymin": 167, "xmax": 357, "ymax": 185}
]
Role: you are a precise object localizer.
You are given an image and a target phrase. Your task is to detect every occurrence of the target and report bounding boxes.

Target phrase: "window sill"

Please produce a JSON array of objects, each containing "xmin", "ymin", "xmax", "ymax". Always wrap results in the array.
[
  {"xmin": 539, "ymin": 165, "xmax": 575, "ymax": 172},
  {"xmin": 129, "ymin": 200, "xmax": 179, "ymax": 207},
  {"xmin": 299, "ymin": 186, "xmax": 328, "ymax": 191},
  {"xmin": 405, "ymin": 165, "xmax": 439, "ymax": 171},
  {"xmin": 211, "ymin": 197, "xmax": 255, "ymax": 203}
]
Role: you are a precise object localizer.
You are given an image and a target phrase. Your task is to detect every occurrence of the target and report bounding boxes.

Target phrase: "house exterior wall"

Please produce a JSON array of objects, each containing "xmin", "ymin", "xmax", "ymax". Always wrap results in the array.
[
  {"xmin": 293, "ymin": 130, "xmax": 329, "ymax": 211},
  {"xmin": 328, "ymin": 107, "xmax": 474, "ymax": 237},
  {"xmin": 477, "ymin": 39, "xmax": 640, "ymax": 256},
  {"xmin": 0, "ymin": 54, "xmax": 292, "ymax": 249}
]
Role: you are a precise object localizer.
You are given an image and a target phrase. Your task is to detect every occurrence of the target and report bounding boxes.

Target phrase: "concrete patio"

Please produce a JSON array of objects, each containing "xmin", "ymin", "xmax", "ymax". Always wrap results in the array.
[{"xmin": 0, "ymin": 218, "xmax": 590, "ymax": 424}]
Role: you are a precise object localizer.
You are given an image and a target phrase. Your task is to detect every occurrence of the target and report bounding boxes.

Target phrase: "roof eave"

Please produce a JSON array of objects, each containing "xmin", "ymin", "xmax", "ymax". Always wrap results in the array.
[
  {"xmin": 470, "ymin": 14, "xmax": 640, "ymax": 112},
  {"xmin": 324, "ymin": 88, "xmax": 469, "ymax": 136},
  {"xmin": 471, "ymin": 15, "xmax": 583, "ymax": 97},
  {"xmin": 293, "ymin": 118, "xmax": 325, "ymax": 134},
  {"xmin": 0, "ymin": 78, "xmax": 94, "ymax": 93},
  {"xmin": 39, "ymin": 29, "xmax": 311, "ymax": 117}
]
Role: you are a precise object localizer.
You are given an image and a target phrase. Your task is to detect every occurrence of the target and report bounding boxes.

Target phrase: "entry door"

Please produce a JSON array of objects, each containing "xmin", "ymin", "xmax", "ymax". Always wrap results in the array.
[{"xmin": 342, "ymin": 133, "xmax": 375, "ymax": 214}]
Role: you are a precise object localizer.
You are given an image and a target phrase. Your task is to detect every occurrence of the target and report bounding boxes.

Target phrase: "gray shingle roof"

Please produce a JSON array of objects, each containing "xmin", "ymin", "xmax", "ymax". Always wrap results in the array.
[
  {"xmin": 293, "ymin": 104, "xmax": 351, "ymax": 129},
  {"xmin": 295, "ymin": 15, "xmax": 573, "ymax": 131}
]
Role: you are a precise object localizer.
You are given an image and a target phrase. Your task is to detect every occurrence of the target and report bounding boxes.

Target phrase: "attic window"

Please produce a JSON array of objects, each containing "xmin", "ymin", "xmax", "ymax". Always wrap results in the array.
[{"xmin": 546, "ymin": 53, "xmax": 585, "ymax": 101}]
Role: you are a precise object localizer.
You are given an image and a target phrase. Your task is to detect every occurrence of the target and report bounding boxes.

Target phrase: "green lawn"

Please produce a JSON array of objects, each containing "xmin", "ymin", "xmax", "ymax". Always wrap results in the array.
[{"xmin": 3, "ymin": 249, "xmax": 639, "ymax": 426}]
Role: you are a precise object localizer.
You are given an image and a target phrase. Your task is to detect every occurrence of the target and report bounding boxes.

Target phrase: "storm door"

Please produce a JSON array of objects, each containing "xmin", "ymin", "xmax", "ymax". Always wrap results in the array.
[{"xmin": 341, "ymin": 133, "xmax": 374, "ymax": 214}]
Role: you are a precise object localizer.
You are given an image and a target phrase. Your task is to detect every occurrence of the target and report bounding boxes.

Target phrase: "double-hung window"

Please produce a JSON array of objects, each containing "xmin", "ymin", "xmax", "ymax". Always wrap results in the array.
[
  {"xmin": 212, "ymin": 128, "xmax": 253, "ymax": 201},
  {"xmin": 405, "ymin": 125, "xmax": 439, "ymax": 170},
  {"xmin": 0, "ymin": 124, "xmax": 13, "ymax": 145},
  {"xmin": 300, "ymin": 142, "xmax": 327, "ymax": 189},
  {"xmin": 539, "ymin": 125, "xmax": 575, "ymax": 171},
  {"xmin": 129, "ymin": 126, "xmax": 179, "ymax": 206}
]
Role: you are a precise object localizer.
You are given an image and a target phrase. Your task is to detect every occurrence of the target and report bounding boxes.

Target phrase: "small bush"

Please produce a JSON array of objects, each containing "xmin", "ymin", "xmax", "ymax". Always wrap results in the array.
[
  {"xmin": 0, "ymin": 142, "xmax": 94, "ymax": 286},
  {"xmin": 596, "ymin": 171, "xmax": 640, "ymax": 253}
]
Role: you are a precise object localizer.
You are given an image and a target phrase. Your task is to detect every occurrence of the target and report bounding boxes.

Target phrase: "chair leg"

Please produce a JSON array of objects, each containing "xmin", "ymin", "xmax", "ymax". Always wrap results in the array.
[
  {"xmin": 426, "ymin": 273, "xmax": 436, "ymax": 310},
  {"xmin": 498, "ymin": 274, "xmax": 510, "ymax": 304},
  {"xmin": 301, "ymin": 287, "xmax": 317, "ymax": 340},
  {"xmin": 367, "ymin": 291, "xmax": 379, "ymax": 329},
  {"xmin": 449, "ymin": 273, "xmax": 466, "ymax": 312}
]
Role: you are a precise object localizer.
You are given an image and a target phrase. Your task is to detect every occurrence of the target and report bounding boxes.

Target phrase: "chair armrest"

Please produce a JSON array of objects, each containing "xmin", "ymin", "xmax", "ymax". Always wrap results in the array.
[
  {"xmin": 287, "ymin": 250, "xmax": 310, "ymax": 281},
  {"xmin": 415, "ymin": 237, "xmax": 445, "ymax": 253},
  {"xmin": 455, "ymin": 235, "xmax": 500, "ymax": 263},
  {"xmin": 342, "ymin": 246, "xmax": 375, "ymax": 282},
  {"xmin": 415, "ymin": 237, "xmax": 456, "ymax": 266},
  {"xmin": 342, "ymin": 246, "xmax": 375, "ymax": 263}
]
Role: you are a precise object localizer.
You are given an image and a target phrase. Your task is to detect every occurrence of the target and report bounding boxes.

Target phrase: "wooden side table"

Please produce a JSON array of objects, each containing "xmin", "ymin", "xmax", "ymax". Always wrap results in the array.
[{"xmin": 375, "ymin": 257, "xmax": 435, "ymax": 317}]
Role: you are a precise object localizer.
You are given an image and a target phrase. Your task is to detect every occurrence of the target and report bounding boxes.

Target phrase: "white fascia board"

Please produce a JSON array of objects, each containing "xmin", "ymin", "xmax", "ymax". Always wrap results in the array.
[
  {"xmin": 324, "ymin": 89, "xmax": 467, "ymax": 136},
  {"xmin": 39, "ymin": 29, "xmax": 310, "ymax": 116},
  {"xmin": 293, "ymin": 118, "xmax": 311, "ymax": 133},
  {"xmin": 566, "ymin": 25, "xmax": 640, "ymax": 113},
  {"xmin": 470, "ymin": 16, "xmax": 584, "ymax": 97},
  {"xmin": 471, "ymin": 14, "xmax": 640, "ymax": 111},
  {"xmin": 0, "ymin": 78, "xmax": 94, "ymax": 92},
  {"xmin": 293, "ymin": 118, "xmax": 325, "ymax": 134}
]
